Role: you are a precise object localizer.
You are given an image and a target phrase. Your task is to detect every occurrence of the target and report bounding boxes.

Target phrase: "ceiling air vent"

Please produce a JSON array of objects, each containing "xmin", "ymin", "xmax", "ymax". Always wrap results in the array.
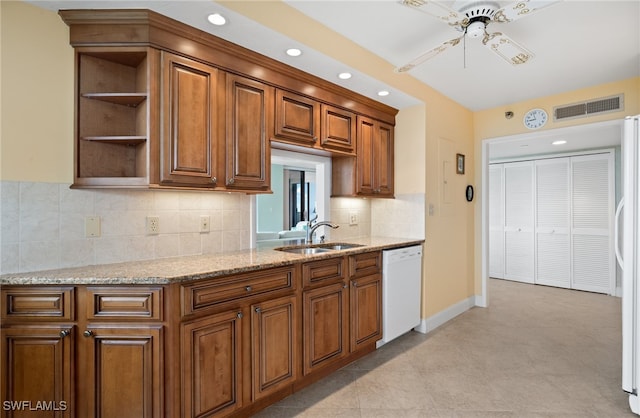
[{"xmin": 554, "ymin": 94, "xmax": 624, "ymax": 121}]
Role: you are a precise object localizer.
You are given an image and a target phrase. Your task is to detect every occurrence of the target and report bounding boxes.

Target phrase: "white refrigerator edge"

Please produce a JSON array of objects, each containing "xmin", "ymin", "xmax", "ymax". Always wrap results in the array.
[{"xmin": 621, "ymin": 114, "xmax": 640, "ymax": 414}]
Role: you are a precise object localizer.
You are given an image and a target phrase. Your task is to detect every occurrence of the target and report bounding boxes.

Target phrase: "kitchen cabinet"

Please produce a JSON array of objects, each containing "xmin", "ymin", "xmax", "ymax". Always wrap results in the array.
[
  {"xmin": 73, "ymin": 47, "xmax": 157, "ymax": 188},
  {"xmin": 181, "ymin": 308, "xmax": 244, "ymax": 418},
  {"xmin": 251, "ymin": 295, "xmax": 297, "ymax": 401},
  {"xmin": 274, "ymin": 89, "xmax": 320, "ymax": 147},
  {"xmin": 225, "ymin": 74, "xmax": 273, "ymax": 192},
  {"xmin": 0, "ymin": 286, "xmax": 164, "ymax": 418},
  {"xmin": 332, "ymin": 116, "xmax": 394, "ymax": 198},
  {"xmin": 61, "ymin": 10, "xmax": 397, "ymax": 195},
  {"xmin": 349, "ymin": 252, "xmax": 382, "ymax": 352},
  {"xmin": 160, "ymin": 51, "xmax": 221, "ymax": 188},
  {"xmin": 321, "ymin": 104, "xmax": 356, "ymax": 154}
]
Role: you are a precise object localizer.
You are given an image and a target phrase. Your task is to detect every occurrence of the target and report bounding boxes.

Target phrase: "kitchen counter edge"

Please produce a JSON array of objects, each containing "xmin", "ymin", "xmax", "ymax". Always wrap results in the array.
[{"xmin": 0, "ymin": 237, "xmax": 424, "ymax": 285}]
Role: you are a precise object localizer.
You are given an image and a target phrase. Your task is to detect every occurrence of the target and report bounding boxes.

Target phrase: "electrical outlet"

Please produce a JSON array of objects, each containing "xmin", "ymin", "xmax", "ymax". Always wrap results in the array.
[
  {"xmin": 200, "ymin": 215, "xmax": 210, "ymax": 233},
  {"xmin": 146, "ymin": 216, "xmax": 160, "ymax": 235},
  {"xmin": 349, "ymin": 212, "xmax": 358, "ymax": 226},
  {"xmin": 85, "ymin": 216, "xmax": 101, "ymax": 237}
]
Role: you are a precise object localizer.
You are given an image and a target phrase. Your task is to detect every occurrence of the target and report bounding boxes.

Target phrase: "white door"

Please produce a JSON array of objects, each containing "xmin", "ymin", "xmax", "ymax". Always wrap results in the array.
[
  {"xmin": 489, "ymin": 164, "xmax": 505, "ymax": 279},
  {"xmin": 571, "ymin": 153, "xmax": 614, "ymax": 294},
  {"xmin": 535, "ymin": 158, "xmax": 571, "ymax": 288},
  {"xmin": 504, "ymin": 161, "xmax": 534, "ymax": 283}
]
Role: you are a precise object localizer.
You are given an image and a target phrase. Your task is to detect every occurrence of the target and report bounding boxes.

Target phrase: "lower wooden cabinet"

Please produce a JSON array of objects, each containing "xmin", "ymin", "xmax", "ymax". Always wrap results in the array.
[
  {"xmin": 1, "ymin": 250, "xmax": 386, "ymax": 418},
  {"xmin": 181, "ymin": 309, "xmax": 244, "ymax": 418},
  {"xmin": 302, "ymin": 282, "xmax": 349, "ymax": 375},
  {"xmin": 1, "ymin": 326, "xmax": 74, "ymax": 417}
]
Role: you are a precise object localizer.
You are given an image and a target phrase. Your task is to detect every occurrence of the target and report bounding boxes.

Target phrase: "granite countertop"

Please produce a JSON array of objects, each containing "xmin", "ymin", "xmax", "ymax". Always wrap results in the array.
[{"xmin": 0, "ymin": 237, "xmax": 424, "ymax": 285}]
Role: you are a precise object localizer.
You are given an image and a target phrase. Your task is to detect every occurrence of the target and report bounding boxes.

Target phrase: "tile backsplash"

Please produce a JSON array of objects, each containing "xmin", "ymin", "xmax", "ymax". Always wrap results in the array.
[
  {"xmin": 1, "ymin": 181, "xmax": 426, "ymax": 274},
  {"xmin": 1, "ymin": 181, "xmax": 252, "ymax": 274}
]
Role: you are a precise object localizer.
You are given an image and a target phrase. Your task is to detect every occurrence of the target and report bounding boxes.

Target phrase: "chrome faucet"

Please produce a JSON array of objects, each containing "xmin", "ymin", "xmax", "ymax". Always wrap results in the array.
[{"xmin": 306, "ymin": 216, "xmax": 339, "ymax": 243}]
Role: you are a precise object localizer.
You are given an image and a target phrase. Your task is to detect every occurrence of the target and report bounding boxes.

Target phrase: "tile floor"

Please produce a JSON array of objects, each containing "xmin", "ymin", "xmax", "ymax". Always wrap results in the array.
[{"xmin": 254, "ymin": 278, "xmax": 634, "ymax": 417}]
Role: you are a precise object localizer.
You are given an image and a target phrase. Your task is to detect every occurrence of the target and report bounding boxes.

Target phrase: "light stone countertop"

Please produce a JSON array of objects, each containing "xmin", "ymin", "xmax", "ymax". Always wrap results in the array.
[{"xmin": 0, "ymin": 237, "xmax": 424, "ymax": 285}]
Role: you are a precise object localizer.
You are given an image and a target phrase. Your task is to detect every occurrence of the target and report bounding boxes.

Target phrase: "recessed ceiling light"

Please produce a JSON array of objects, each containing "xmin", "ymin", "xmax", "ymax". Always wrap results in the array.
[
  {"xmin": 286, "ymin": 48, "xmax": 302, "ymax": 57},
  {"xmin": 552, "ymin": 140, "xmax": 567, "ymax": 145},
  {"xmin": 377, "ymin": 90, "xmax": 390, "ymax": 97},
  {"xmin": 207, "ymin": 13, "xmax": 226, "ymax": 26},
  {"xmin": 338, "ymin": 72, "xmax": 352, "ymax": 80}
]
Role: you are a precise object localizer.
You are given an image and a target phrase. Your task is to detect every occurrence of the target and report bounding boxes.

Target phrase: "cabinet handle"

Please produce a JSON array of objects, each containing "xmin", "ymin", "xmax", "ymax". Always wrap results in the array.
[
  {"xmin": 255, "ymin": 307, "xmax": 262, "ymax": 313},
  {"xmin": 343, "ymin": 283, "xmax": 348, "ymax": 289},
  {"xmin": 245, "ymin": 285, "xmax": 252, "ymax": 292},
  {"xmin": 211, "ymin": 176, "xmax": 217, "ymax": 184},
  {"xmin": 237, "ymin": 312, "xmax": 243, "ymax": 319},
  {"xmin": 83, "ymin": 330, "xmax": 94, "ymax": 338},
  {"xmin": 352, "ymin": 282, "xmax": 357, "ymax": 287},
  {"xmin": 59, "ymin": 329, "xmax": 70, "ymax": 338},
  {"xmin": 228, "ymin": 178, "xmax": 235, "ymax": 184}
]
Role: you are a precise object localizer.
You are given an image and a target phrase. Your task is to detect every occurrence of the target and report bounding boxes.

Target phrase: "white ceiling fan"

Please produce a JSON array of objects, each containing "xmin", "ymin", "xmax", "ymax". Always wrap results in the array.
[{"xmin": 395, "ymin": 0, "xmax": 561, "ymax": 72}]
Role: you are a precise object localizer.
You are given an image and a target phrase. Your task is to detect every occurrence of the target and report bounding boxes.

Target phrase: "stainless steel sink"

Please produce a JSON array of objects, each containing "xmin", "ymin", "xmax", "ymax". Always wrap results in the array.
[
  {"xmin": 274, "ymin": 242, "xmax": 364, "ymax": 254},
  {"xmin": 316, "ymin": 243, "xmax": 364, "ymax": 250},
  {"xmin": 275, "ymin": 247, "xmax": 333, "ymax": 255}
]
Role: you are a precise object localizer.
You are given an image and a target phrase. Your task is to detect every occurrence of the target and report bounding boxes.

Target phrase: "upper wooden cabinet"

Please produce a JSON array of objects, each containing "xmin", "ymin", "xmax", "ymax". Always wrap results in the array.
[
  {"xmin": 160, "ymin": 52, "xmax": 221, "ymax": 188},
  {"xmin": 225, "ymin": 74, "xmax": 273, "ymax": 192},
  {"xmin": 274, "ymin": 89, "xmax": 320, "ymax": 146},
  {"xmin": 332, "ymin": 116, "xmax": 394, "ymax": 198},
  {"xmin": 321, "ymin": 104, "xmax": 356, "ymax": 154},
  {"xmin": 60, "ymin": 9, "xmax": 397, "ymax": 194}
]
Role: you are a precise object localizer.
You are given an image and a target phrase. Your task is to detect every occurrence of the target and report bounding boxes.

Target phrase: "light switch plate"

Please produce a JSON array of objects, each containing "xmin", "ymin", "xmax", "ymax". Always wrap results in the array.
[
  {"xmin": 349, "ymin": 212, "xmax": 358, "ymax": 226},
  {"xmin": 200, "ymin": 215, "xmax": 210, "ymax": 233},
  {"xmin": 85, "ymin": 216, "xmax": 101, "ymax": 237}
]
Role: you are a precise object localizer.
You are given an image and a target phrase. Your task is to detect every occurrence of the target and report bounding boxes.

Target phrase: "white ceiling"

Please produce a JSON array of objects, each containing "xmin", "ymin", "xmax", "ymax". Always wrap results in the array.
[{"xmin": 26, "ymin": 0, "xmax": 639, "ymax": 158}]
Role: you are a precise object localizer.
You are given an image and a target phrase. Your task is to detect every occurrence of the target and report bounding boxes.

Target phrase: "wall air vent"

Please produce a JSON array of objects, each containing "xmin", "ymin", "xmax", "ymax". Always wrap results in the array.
[{"xmin": 553, "ymin": 94, "xmax": 624, "ymax": 122}]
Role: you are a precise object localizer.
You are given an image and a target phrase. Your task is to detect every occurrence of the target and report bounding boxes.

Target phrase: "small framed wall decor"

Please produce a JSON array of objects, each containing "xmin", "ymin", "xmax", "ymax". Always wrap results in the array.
[{"xmin": 456, "ymin": 153, "xmax": 465, "ymax": 175}]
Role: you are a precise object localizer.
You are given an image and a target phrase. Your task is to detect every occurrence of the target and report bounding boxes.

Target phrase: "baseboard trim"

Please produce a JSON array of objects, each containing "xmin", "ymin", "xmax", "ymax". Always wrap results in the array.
[{"xmin": 413, "ymin": 296, "xmax": 476, "ymax": 335}]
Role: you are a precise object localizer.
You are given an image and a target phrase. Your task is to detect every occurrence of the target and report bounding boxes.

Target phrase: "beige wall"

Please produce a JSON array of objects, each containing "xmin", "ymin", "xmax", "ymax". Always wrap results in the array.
[{"xmin": 1, "ymin": 1, "xmax": 74, "ymax": 183}]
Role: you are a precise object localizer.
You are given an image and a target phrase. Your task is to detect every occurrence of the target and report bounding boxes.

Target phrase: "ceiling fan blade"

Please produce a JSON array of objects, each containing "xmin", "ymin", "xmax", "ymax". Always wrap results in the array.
[
  {"xmin": 394, "ymin": 36, "xmax": 464, "ymax": 73},
  {"xmin": 493, "ymin": 0, "xmax": 562, "ymax": 23},
  {"xmin": 482, "ymin": 32, "xmax": 534, "ymax": 65},
  {"xmin": 399, "ymin": 0, "xmax": 467, "ymax": 29}
]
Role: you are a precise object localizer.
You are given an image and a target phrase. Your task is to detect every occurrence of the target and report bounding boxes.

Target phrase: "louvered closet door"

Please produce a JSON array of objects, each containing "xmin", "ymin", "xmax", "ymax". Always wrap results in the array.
[
  {"xmin": 504, "ymin": 161, "xmax": 534, "ymax": 283},
  {"xmin": 535, "ymin": 158, "xmax": 571, "ymax": 288},
  {"xmin": 571, "ymin": 153, "xmax": 614, "ymax": 294},
  {"xmin": 489, "ymin": 164, "xmax": 505, "ymax": 279}
]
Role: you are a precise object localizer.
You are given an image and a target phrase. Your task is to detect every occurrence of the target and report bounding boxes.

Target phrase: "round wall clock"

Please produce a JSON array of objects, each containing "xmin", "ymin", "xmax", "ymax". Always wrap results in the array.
[{"xmin": 523, "ymin": 108, "xmax": 548, "ymax": 130}]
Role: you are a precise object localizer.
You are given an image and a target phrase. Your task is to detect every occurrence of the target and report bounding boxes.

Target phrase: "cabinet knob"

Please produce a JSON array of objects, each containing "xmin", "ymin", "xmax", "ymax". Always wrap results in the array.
[
  {"xmin": 255, "ymin": 307, "xmax": 262, "ymax": 313},
  {"xmin": 352, "ymin": 282, "xmax": 357, "ymax": 287},
  {"xmin": 83, "ymin": 330, "xmax": 94, "ymax": 338},
  {"xmin": 228, "ymin": 178, "xmax": 235, "ymax": 185},
  {"xmin": 343, "ymin": 283, "xmax": 348, "ymax": 289},
  {"xmin": 237, "ymin": 312, "xmax": 243, "ymax": 319},
  {"xmin": 59, "ymin": 329, "xmax": 70, "ymax": 338},
  {"xmin": 245, "ymin": 285, "xmax": 252, "ymax": 292},
  {"xmin": 211, "ymin": 176, "xmax": 217, "ymax": 184}
]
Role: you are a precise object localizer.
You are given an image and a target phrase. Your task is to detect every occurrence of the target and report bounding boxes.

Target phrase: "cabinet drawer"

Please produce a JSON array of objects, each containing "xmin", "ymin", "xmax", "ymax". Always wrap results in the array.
[
  {"xmin": 182, "ymin": 267, "xmax": 294, "ymax": 316},
  {"xmin": 302, "ymin": 257, "xmax": 346, "ymax": 288},
  {"xmin": 1, "ymin": 287, "xmax": 75, "ymax": 321},
  {"xmin": 349, "ymin": 251, "xmax": 381, "ymax": 277},
  {"xmin": 86, "ymin": 287, "xmax": 163, "ymax": 320}
]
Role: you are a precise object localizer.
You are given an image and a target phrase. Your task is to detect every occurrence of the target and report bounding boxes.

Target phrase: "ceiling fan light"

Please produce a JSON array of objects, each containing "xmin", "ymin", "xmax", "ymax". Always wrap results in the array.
[{"xmin": 466, "ymin": 21, "xmax": 485, "ymax": 39}]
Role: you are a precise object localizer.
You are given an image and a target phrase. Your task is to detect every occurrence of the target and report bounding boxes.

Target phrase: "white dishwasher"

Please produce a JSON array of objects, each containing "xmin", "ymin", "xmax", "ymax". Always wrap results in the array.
[{"xmin": 378, "ymin": 245, "xmax": 423, "ymax": 348}]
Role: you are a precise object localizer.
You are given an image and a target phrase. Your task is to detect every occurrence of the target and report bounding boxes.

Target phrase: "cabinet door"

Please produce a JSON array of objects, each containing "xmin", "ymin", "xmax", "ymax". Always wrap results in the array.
[
  {"xmin": 356, "ymin": 116, "xmax": 394, "ymax": 197},
  {"xmin": 1, "ymin": 326, "xmax": 74, "ymax": 417},
  {"xmin": 350, "ymin": 274, "xmax": 382, "ymax": 352},
  {"xmin": 81, "ymin": 325, "xmax": 162, "ymax": 418},
  {"xmin": 251, "ymin": 295, "xmax": 297, "ymax": 401},
  {"xmin": 320, "ymin": 104, "xmax": 355, "ymax": 153},
  {"xmin": 302, "ymin": 282, "xmax": 349, "ymax": 375},
  {"xmin": 181, "ymin": 310, "xmax": 243, "ymax": 418},
  {"xmin": 274, "ymin": 89, "xmax": 319, "ymax": 146},
  {"xmin": 161, "ymin": 52, "xmax": 219, "ymax": 187},
  {"xmin": 373, "ymin": 121, "xmax": 394, "ymax": 197},
  {"xmin": 226, "ymin": 74, "xmax": 273, "ymax": 191}
]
